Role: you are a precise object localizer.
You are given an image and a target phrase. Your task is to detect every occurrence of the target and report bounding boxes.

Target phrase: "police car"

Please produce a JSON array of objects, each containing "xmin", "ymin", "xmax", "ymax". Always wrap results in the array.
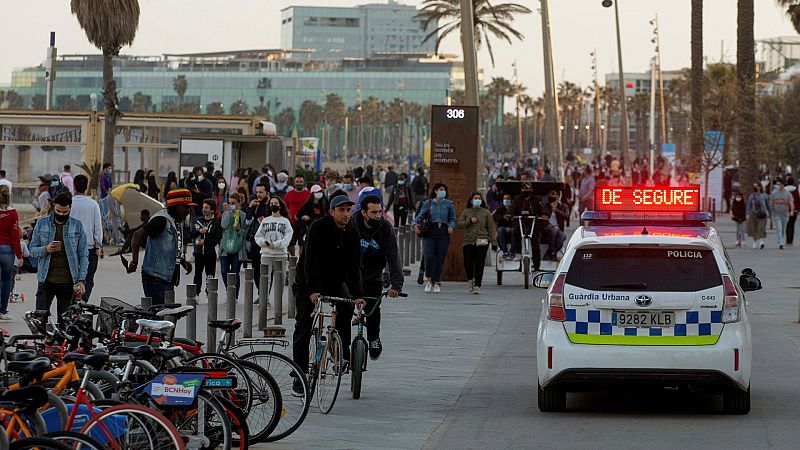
[{"xmin": 535, "ymin": 186, "xmax": 761, "ymax": 414}]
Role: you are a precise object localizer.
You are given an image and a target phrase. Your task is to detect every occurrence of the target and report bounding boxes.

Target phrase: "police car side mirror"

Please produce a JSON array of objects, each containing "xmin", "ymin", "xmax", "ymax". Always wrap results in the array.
[
  {"xmin": 739, "ymin": 275, "xmax": 762, "ymax": 292},
  {"xmin": 533, "ymin": 272, "xmax": 555, "ymax": 289}
]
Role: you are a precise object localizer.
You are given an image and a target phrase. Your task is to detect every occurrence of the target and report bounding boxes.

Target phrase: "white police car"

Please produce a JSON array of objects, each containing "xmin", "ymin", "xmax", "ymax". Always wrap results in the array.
[{"xmin": 535, "ymin": 186, "xmax": 761, "ymax": 414}]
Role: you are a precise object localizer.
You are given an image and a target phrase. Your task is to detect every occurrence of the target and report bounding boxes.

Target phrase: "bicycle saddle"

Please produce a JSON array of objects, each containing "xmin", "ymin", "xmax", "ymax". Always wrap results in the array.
[
  {"xmin": 154, "ymin": 347, "xmax": 184, "ymax": 359},
  {"xmin": 6, "ymin": 351, "xmax": 36, "ymax": 362},
  {"xmin": 0, "ymin": 386, "xmax": 49, "ymax": 410},
  {"xmin": 156, "ymin": 305, "xmax": 193, "ymax": 318},
  {"xmin": 114, "ymin": 344, "xmax": 154, "ymax": 359},
  {"xmin": 207, "ymin": 319, "xmax": 242, "ymax": 332},
  {"xmin": 63, "ymin": 352, "xmax": 109, "ymax": 370},
  {"xmin": 172, "ymin": 337, "xmax": 203, "ymax": 348},
  {"xmin": 7, "ymin": 357, "xmax": 51, "ymax": 379},
  {"xmin": 136, "ymin": 319, "xmax": 175, "ymax": 333},
  {"xmin": 148, "ymin": 303, "xmax": 182, "ymax": 313}
]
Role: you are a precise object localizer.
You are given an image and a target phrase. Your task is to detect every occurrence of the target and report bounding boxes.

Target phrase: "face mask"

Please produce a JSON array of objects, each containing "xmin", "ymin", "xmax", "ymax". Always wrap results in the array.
[
  {"xmin": 548, "ymin": 196, "xmax": 558, "ymax": 203},
  {"xmin": 471, "ymin": 199, "xmax": 482, "ymax": 207},
  {"xmin": 295, "ymin": 183, "xmax": 305, "ymax": 190},
  {"xmin": 735, "ymin": 196, "xmax": 742, "ymax": 202},
  {"xmin": 367, "ymin": 217, "xmax": 382, "ymax": 228},
  {"xmin": 218, "ymin": 182, "xmax": 226, "ymax": 190},
  {"xmin": 503, "ymin": 199, "xmax": 511, "ymax": 207},
  {"xmin": 522, "ymin": 191, "xmax": 531, "ymax": 197},
  {"xmin": 54, "ymin": 213, "xmax": 69, "ymax": 223},
  {"xmin": 268, "ymin": 170, "xmax": 273, "ymax": 177},
  {"xmin": 106, "ymin": 168, "xmax": 113, "ymax": 174},
  {"xmin": 314, "ymin": 192, "xmax": 323, "ymax": 200},
  {"xmin": 343, "ymin": 183, "xmax": 352, "ymax": 190},
  {"xmin": 398, "ymin": 180, "xmax": 406, "ymax": 185},
  {"xmin": 196, "ymin": 175, "xmax": 203, "ymax": 181},
  {"xmin": 270, "ymin": 204, "xmax": 280, "ymax": 213},
  {"xmin": 52, "ymin": 181, "xmax": 59, "ymax": 187},
  {"xmin": 229, "ymin": 204, "xmax": 237, "ymax": 211},
  {"xmin": 437, "ymin": 190, "xmax": 446, "ymax": 199}
]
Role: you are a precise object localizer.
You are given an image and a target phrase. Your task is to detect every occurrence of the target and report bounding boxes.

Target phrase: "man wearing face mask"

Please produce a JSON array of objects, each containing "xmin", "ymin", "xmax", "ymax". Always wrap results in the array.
[
  {"xmin": 30, "ymin": 193, "xmax": 89, "ymax": 324},
  {"xmin": 342, "ymin": 174, "xmax": 359, "ymax": 205},
  {"xmin": 353, "ymin": 195, "xmax": 403, "ymax": 359},
  {"xmin": 493, "ymin": 193, "xmax": 515, "ymax": 258},
  {"xmin": 126, "ymin": 189, "xmax": 195, "ymax": 305},
  {"xmin": 272, "ymin": 172, "xmax": 291, "ymax": 199},
  {"xmin": 245, "ymin": 183, "xmax": 270, "ymax": 292},
  {"xmin": 192, "ymin": 166, "xmax": 213, "ymax": 197},
  {"xmin": 191, "ymin": 199, "xmax": 222, "ymax": 299},
  {"xmin": 509, "ymin": 182, "xmax": 548, "ymax": 271},
  {"xmin": 100, "ymin": 163, "xmax": 114, "ymax": 199},
  {"xmin": 386, "ymin": 172, "xmax": 414, "ymax": 227},
  {"xmin": 283, "ymin": 175, "xmax": 311, "ymax": 224},
  {"xmin": 542, "ymin": 190, "xmax": 569, "ymax": 261}
]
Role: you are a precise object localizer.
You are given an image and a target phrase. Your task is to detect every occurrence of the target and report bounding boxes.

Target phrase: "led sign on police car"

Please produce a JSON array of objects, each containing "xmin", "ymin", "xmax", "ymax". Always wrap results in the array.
[{"xmin": 595, "ymin": 187, "xmax": 701, "ymax": 212}]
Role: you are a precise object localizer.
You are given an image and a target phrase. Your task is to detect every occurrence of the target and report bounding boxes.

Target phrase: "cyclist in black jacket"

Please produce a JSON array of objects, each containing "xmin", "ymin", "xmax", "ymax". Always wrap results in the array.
[
  {"xmin": 353, "ymin": 195, "xmax": 403, "ymax": 360},
  {"xmin": 292, "ymin": 194, "xmax": 365, "ymax": 394}
]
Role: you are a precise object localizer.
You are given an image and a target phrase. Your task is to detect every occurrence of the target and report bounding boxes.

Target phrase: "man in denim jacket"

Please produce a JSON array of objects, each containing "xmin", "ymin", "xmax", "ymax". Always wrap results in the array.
[{"xmin": 30, "ymin": 193, "xmax": 88, "ymax": 323}]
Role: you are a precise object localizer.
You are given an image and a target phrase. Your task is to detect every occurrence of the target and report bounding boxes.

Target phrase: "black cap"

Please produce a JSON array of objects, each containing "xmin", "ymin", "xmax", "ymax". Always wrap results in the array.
[{"xmin": 330, "ymin": 194, "xmax": 355, "ymax": 208}]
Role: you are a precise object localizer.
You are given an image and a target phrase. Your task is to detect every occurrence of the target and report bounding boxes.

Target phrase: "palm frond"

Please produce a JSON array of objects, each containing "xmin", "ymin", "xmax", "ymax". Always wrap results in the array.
[{"xmin": 70, "ymin": 0, "xmax": 140, "ymax": 54}]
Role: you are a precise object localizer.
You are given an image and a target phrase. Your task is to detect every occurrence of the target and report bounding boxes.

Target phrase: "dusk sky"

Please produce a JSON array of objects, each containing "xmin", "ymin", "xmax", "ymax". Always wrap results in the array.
[{"xmin": 0, "ymin": 0, "xmax": 796, "ymax": 96}]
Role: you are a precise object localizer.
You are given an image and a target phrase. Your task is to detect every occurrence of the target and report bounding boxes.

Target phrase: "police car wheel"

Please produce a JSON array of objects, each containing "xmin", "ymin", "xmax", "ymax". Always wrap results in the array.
[
  {"xmin": 537, "ymin": 382, "xmax": 566, "ymax": 412},
  {"xmin": 722, "ymin": 386, "xmax": 750, "ymax": 415}
]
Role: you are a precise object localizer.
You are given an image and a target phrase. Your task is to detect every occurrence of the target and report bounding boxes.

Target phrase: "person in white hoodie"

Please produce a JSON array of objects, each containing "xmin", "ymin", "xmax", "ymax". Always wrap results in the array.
[{"xmin": 254, "ymin": 196, "xmax": 293, "ymax": 304}]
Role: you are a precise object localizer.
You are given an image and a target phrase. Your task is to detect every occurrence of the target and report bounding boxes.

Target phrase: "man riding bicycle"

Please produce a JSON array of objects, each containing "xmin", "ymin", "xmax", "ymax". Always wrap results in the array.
[
  {"xmin": 509, "ymin": 182, "xmax": 548, "ymax": 271},
  {"xmin": 353, "ymin": 195, "xmax": 403, "ymax": 360},
  {"xmin": 292, "ymin": 193, "xmax": 365, "ymax": 395}
]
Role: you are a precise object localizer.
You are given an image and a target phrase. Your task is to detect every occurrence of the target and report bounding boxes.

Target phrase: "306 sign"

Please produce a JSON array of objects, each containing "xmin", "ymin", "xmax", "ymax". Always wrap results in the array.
[
  {"xmin": 445, "ymin": 108, "xmax": 465, "ymax": 119},
  {"xmin": 595, "ymin": 187, "xmax": 701, "ymax": 212}
]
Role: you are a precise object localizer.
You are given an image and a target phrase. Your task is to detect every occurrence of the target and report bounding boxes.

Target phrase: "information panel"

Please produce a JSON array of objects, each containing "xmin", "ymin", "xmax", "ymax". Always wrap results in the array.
[
  {"xmin": 430, "ymin": 105, "xmax": 479, "ymax": 281},
  {"xmin": 595, "ymin": 187, "xmax": 701, "ymax": 212}
]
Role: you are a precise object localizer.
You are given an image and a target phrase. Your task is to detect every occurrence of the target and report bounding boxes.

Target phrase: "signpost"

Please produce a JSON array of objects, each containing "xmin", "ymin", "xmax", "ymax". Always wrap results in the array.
[{"xmin": 429, "ymin": 105, "xmax": 480, "ymax": 281}]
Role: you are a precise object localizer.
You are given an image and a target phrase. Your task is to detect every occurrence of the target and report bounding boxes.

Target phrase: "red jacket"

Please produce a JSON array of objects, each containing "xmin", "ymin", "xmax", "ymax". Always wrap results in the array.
[
  {"xmin": 0, "ymin": 209, "xmax": 22, "ymax": 259},
  {"xmin": 284, "ymin": 188, "xmax": 311, "ymax": 223}
]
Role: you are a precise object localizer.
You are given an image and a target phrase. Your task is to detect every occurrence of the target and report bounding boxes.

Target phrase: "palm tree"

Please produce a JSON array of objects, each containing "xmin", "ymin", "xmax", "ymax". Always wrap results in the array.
[
  {"xmin": 737, "ymin": 0, "xmax": 757, "ymax": 189},
  {"xmin": 31, "ymin": 94, "xmax": 46, "ymax": 110},
  {"xmin": 230, "ymin": 100, "xmax": 250, "ymax": 116},
  {"xmin": 252, "ymin": 105, "xmax": 269, "ymax": 118},
  {"xmin": 416, "ymin": 0, "xmax": 532, "ymax": 66},
  {"xmin": 70, "ymin": 0, "xmax": 140, "ymax": 166},
  {"xmin": 487, "ymin": 77, "xmax": 514, "ymax": 149},
  {"xmin": 205, "ymin": 102, "xmax": 225, "ymax": 115},
  {"xmin": 776, "ymin": 1, "xmax": 800, "ymax": 32},
  {"xmin": 299, "ymin": 100, "xmax": 324, "ymax": 137},
  {"xmin": 132, "ymin": 92, "xmax": 151, "ymax": 112},
  {"xmin": 0, "ymin": 91, "xmax": 23, "ymax": 109},
  {"xmin": 274, "ymin": 107, "xmax": 296, "ymax": 136},
  {"xmin": 172, "ymin": 75, "xmax": 188, "ymax": 107},
  {"xmin": 690, "ymin": 0, "xmax": 704, "ymax": 171},
  {"xmin": 324, "ymin": 94, "xmax": 346, "ymax": 154}
]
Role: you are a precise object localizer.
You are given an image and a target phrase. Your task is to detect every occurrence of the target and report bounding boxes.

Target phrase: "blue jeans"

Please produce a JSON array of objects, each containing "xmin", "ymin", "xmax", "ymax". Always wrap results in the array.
[
  {"xmin": 220, "ymin": 253, "xmax": 241, "ymax": 297},
  {"xmin": 735, "ymin": 221, "xmax": 746, "ymax": 243},
  {"xmin": 0, "ymin": 245, "xmax": 15, "ymax": 315},
  {"xmin": 423, "ymin": 224, "xmax": 451, "ymax": 283},
  {"xmin": 496, "ymin": 226, "xmax": 513, "ymax": 254},
  {"xmin": 544, "ymin": 226, "xmax": 566, "ymax": 257},
  {"xmin": 142, "ymin": 272, "xmax": 174, "ymax": 306},
  {"xmin": 774, "ymin": 215, "xmax": 789, "ymax": 246},
  {"xmin": 82, "ymin": 250, "xmax": 99, "ymax": 302}
]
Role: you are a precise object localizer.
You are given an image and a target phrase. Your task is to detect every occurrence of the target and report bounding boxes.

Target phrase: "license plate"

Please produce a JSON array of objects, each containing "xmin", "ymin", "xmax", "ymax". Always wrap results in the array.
[{"xmin": 612, "ymin": 311, "xmax": 675, "ymax": 328}]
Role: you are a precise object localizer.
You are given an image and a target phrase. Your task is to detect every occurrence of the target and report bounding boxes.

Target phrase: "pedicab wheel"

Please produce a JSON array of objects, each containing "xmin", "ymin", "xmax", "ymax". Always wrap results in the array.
[{"xmin": 523, "ymin": 256, "xmax": 531, "ymax": 289}]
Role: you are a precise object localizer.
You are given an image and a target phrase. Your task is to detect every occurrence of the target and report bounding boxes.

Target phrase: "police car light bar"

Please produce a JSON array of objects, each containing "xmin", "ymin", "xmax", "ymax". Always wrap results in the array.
[
  {"xmin": 580, "ymin": 210, "xmax": 713, "ymax": 222},
  {"xmin": 595, "ymin": 186, "xmax": 702, "ymax": 212}
]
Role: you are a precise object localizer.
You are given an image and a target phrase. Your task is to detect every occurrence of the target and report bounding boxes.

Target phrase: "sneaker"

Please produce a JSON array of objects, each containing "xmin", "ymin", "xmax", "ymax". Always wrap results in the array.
[
  {"xmin": 433, "ymin": 284, "xmax": 441, "ymax": 294},
  {"xmin": 780, "ymin": 244, "xmax": 784, "ymax": 249},
  {"xmin": 369, "ymin": 338, "xmax": 383, "ymax": 360},
  {"xmin": 760, "ymin": 242, "xmax": 765, "ymax": 249},
  {"xmin": 0, "ymin": 314, "xmax": 11, "ymax": 321},
  {"xmin": 468, "ymin": 279, "xmax": 474, "ymax": 293},
  {"xmin": 292, "ymin": 378, "xmax": 305, "ymax": 397},
  {"xmin": 424, "ymin": 282, "xmax": 432, "ymax": 293},
  {"xmin": 417, "ymin": 270, "xmax": 425, "ymax": 285},
  {"xmin": 473, "ymin": 286, "xmax": 481, "ymax": 295}
]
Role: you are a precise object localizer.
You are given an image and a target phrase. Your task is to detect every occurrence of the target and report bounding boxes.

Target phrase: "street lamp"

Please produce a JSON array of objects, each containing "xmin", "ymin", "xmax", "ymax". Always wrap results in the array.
[{"xmin": 602, "ymin": 0, "xmax": 631, "ymax": 169}]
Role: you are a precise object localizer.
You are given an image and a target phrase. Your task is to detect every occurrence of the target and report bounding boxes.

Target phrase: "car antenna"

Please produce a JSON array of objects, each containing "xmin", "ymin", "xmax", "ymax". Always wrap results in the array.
[{"xmin": 641, "ymin": 225, "xmax": 649, "ymax": 236}]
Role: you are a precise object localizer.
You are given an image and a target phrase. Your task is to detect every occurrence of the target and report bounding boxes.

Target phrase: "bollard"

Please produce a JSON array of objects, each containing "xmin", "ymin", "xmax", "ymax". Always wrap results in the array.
[
  {"xmin": 258, "ymin": 263, "xmax": 269, "ymax": 331},
  {"xmin": 287, "ymin": 256, "xmax": 297, "ymax": 319},
  {"xmin": 273, "ymin": 260, "xmax": 285, "ymax": 325},
  {"xmin": 186, "ymin": 284, "xmax": 197, "ymax": 341},
  {"xmin": 207, "ymin": 278, "xmax": 219, "ymax": 353},
  {"xmin": 409, "ymin": 225, "xmax": 417, "ymax": 262},
  {"xmin": 415, "ymin": 229, "xmax": 422, "ymax": 260},
  {"xmin": 226, "ymin": 273, "xmax": 237, "ymax": 319},
  {"xmin": 403, "ymin": 226, "xmax": 411, "ymax": 267},
  {"xmin": 243, "ymin": 268, "xmax": 254, "ymax": 338},
  {"xmin": 164, "ymin": 290, "xmax": 175, "ymax": 304},
  {"xmin": 141, "ymin": 297, "xmax": 152, "ymax": 311},
  {"xmin": 397, "ymin": 227, "xmax": 405, "ymax": 265}
]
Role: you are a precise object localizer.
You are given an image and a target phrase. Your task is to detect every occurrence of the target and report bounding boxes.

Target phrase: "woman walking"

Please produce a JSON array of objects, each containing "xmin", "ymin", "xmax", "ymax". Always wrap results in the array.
[
  {"xmin": 146, "ymin": 170, "xmax": 160, "ymax": 200},
  {"xmin": 162, "ymin": 171, "xmax": 178, "ymax": 201},
  {"xmin": 255, "ymin": 196, "xmax": 293, "ymax": 303},
  {"xmin": 458, "ymin": 192, "xmax": 497, "ymax": 294},
  {"xmin": 412, "ymin": 183, "xmax": 456, "ymax": 294},
  {"xmin": 220, "ymin": 193, "xmax": 246, "ymax": 298},
  {"xmin": 213, "ymin": 177, "xmax": 230, "ymax": 218},
  {"xmin": 295, "ymin": 184, "xmax": 329, "ymax": 247},
  {"xmin": 731, "ymin": 191, "xmax": 747, "ymax": 247},
  {"xmin": 746, "ymin": 183, "xmax": 769, "ymax": 249},
  {"xmin": 0, "ymin": 186, "xmax": 22, "ymax": 320}
]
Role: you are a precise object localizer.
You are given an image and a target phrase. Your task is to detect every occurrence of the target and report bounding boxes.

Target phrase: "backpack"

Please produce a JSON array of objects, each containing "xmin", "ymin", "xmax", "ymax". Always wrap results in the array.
[
  {"xmin": 273, "ymin": 185, "xmax": 290, "ymax": 199},
  {"xmin": 753, "ymin": 194, "xmax": 767, "ymax": 219}
]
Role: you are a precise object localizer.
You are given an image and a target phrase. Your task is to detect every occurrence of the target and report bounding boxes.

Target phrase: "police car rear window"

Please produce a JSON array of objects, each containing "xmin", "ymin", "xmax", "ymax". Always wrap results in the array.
[{"xmin": 566, "ymin": 248, "xmax": 721, "ymax": 292}]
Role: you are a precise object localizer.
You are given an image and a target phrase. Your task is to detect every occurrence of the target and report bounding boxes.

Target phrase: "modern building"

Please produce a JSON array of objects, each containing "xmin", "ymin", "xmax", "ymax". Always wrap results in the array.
[
  {"xmin": 281, "ymin": 0, "xmax": 436, "ymax": 60},
  {"xmin": 758, "ymin": 36, "xmax": 800, "ymax": 75}
]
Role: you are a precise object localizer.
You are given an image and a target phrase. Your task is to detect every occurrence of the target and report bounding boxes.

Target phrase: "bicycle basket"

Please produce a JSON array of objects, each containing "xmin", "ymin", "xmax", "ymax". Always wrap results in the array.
[{"xmin": 97, "ymin": 296, "xmax": 139, "ymax": 336}]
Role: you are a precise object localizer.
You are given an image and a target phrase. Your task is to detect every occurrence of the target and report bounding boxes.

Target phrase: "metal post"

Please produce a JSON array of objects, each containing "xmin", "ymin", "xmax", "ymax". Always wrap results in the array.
[
  {"xmin": 613, "ymin": 0, "xmax": 631, "ymax": 167},
  {"xmin": 207, "ymin": 278, "xmax": 218, "ymax": 353},
  {"xmin": 541, "ymin": 0, "xmax": 563, "ymax": 177},
  {"xmin": 288, "ymin": 256, "xmax": 297, "ymax": 319},
  {"xmin": 458, "ymin": 0, "xmax": 481, "ymax": 181},
  {"xmin": 273, "ymin": 260, "xmax": 284, "ymax": 325},
  {"xmin": 397, "ymin": 227, "xmax": 405, "ymax": 267},
  {"xmin": 186, "ymin": 284, "xmax": 197, "ymax": 341},
  {"xmin": 258, "ymin": 264, "xmax": 269, "ymax": 331},
  {"xmin": 243, "ymin": 268, "xmax": 254, "ymax": 338},
  {"xmin": 164, "ymin": 290, "xmax": 175, "ymax": 305},
  {"xmin": 226, "ymin": 273, "xmax": 236, "ymax": 319},
  {"xmin": 141, "ymin": 297, "xmax": 152, "ymax": 311},
  {"xmin": 403, "ymin": 227, "xmax": 411, "ymax": 267}
]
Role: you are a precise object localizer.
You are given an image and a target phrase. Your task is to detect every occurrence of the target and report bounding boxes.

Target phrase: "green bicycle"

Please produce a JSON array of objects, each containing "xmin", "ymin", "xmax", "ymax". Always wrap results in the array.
[{"xmin": 350, "ymin": 291, "xmax": 407, "ymax": 399}]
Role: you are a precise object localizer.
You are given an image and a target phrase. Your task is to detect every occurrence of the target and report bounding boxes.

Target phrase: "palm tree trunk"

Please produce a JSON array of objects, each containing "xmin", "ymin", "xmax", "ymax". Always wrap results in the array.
[
  {"xmin": 690, "ymin": 0, "xmax": 704, "ymax": 172},
  {"xmin": 737, "ymin": 0, "xmax": 757, "ymax": 189},
  {"xmin": 102, "ymin": 51, "xmax": 116, "ymax": 166}
]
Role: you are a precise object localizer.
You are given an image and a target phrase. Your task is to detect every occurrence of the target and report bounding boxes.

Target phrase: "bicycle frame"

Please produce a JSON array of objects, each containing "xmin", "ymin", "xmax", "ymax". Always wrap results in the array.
[
  {"xmin": 0, "ymin": 406, "xmax": 35, "ymax": 440},
  {"xmin": 311, "ymin": 301, "xmax": 339, "ymax": 378},
  {"xmin": 7, "ymin": 361, "xmax": 80, "ymax": 394},
  {"xmin": 65, "ymin": 369, "xmax": 121, "ymax": 450}
]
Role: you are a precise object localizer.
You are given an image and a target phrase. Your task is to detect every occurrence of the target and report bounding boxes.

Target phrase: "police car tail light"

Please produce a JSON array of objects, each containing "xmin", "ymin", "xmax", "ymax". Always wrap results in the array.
[
  {"xmin": 547, "ymin": 274, "xmax": 567, "ymax": 321},
  {"xmin": 722, "ymin": 275, "xmax": 741, "ymax": 323}
]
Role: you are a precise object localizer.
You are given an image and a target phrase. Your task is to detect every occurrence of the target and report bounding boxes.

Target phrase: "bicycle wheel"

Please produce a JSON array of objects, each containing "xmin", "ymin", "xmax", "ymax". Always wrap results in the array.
[
  {"xmin": 183, "ymin": 353, "xmax": 253, "ymax": 414},
  {"xmin": 240, "ymin": 350, "xmax": 310, "ymax": 442},
  {"xmin": 0, "ymin": 426, "xmax": 7, "ymax": 450},
  {"xmin": 168, "ymin": 390, "xmax": 231, "ymax": 450},
  {"xmin": 42, "ymin": 431, "xmax": 104, "ymax": 450},
  {"xmin": 79, "ymin": 403, "xmax": 185, "ymax": 450},
  {"xmin": 215, "ymin": 395, "xmax": 249, "ymax": 450},
  {"xmin": 234, "ymin": 359, "xmax": 281, "ymax": 444},
  {"xmin": 42, "ymin": 392, "xmax": 69, "ymax": 433},
  {"xmin": 351, "ymin": 338, "xmax": 367, "ymax": 400},
  {"xmin": 37, "ymin": 379, "xmax": 105, "ymax": 403},
  {"xmin": 523, "ymin": 256, "xmax": 530, "ymax": 289},
  {"xmin": 316, "ymin": 332, "xmax": 343, "ymax": 414},
  {"xmin": 9, "ymin": 437, "xmax": 70, "ymax": 450}
]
